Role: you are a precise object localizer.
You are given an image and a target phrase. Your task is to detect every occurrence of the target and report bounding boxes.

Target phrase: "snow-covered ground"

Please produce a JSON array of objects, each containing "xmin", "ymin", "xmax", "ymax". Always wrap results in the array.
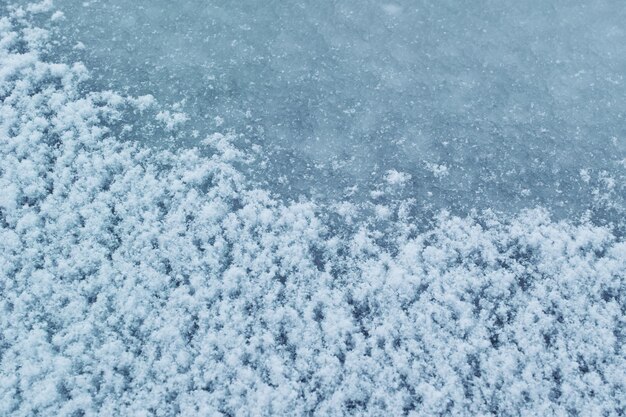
[{"xmin": 1, "ymin": 2, "xmax": 625, "ymax": 416}]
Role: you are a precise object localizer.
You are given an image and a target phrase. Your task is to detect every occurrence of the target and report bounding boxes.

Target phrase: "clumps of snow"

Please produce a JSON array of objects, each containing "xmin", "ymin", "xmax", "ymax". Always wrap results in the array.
[
  {"xmin": 22, "ymin": 26, "xmax": 49, "ymax": 49},
  {"xmin": 370, "ymin": 189, "xmax": 385, "ymax": 199},
  {"xmin": 1, "ymin": 7, "xmax": 625, "ymax": 417},
  {"xmin": 156, "ymin": 109, "xmax": 189, "ymax": 131},
  {"xmin": 201, "ymin": 132, "xmax": 245, "ymax": 162},
  {"xmin": 26, "ymin": 0, "xmax": 54, "ymax": 14},
  {"xmin": 332, "ymin": 201, "xmax": 358, "ymax": 224},
  {"xmin": 50, "ymin": 10, "xmax": 64, "ymax": 22},
  {"xmin": 129, "ymin": 94, "xmax": 156, "ymax": 111},
  {"xmin": 373, "ymin": 204, "xmax": 392, "ymax": 220},
  {"xmin": 424, "ymin": 161, "xmax": 449, "ymax": 178},
  {"xmin": 580, "ymin": 168, "xmax": 591, "ymax": 183},
  {"xmin": 385, "ymin": 169, "xmax": 411, "ymax": 186}
]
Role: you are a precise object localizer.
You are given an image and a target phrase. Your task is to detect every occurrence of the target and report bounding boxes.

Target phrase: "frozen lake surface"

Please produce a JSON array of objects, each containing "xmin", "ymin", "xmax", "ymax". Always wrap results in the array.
[
  {"xmin": 1, "ymin": 2, "xmax": 625, "ymax": 416},
  {"xmin": 46, "ymin": 0, "xmax": 625, "ymax": 223}
]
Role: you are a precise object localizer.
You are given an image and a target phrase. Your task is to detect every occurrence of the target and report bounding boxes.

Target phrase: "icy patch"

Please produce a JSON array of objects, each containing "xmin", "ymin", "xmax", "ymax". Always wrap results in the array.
[{"xmin": 32, "ymin": 0, "xmax": 626, "ymax": 221}]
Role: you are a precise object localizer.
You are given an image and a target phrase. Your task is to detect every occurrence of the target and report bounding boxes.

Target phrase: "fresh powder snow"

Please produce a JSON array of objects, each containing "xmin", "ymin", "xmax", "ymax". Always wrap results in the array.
[{"xmin": 0, "ymin": 2, "xmax": 625, "ymax": 417}]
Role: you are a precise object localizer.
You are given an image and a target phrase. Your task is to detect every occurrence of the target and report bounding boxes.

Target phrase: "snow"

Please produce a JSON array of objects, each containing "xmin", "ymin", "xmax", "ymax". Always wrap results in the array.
[
  {"xmin": 0, "ymin": 3, "xmax": 625, "ymax": 417},
  {"xmin": 385, "ymin": 169, "xmax": 411, "ymax": 186},
  {"xmin": 156, "ymin": 110, "xmax": 189, "ymax": 132}
]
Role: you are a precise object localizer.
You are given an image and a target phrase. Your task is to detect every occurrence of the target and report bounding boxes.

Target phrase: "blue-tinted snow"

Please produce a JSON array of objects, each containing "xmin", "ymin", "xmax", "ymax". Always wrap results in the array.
[{"xmin": 0, "ymin": 2, "xmax": 625, "ymax": 417}]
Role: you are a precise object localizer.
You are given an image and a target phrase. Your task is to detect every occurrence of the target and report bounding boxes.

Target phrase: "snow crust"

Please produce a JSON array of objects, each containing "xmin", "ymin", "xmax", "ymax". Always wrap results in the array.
[{"xmin": 1, "ymin": 5, "xmax": 625, "ymax": 417}]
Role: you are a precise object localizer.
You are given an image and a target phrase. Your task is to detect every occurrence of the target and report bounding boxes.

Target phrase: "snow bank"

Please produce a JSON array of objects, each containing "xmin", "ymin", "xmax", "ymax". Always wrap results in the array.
[{"xmin": 1, "ymin": 6, "xmax": 625, "ymax": 417}]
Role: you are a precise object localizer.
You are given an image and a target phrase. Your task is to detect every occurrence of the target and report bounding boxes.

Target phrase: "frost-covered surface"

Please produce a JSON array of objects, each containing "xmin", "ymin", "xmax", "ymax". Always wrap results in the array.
[
  {"xmin": 35, "ymin": 0, "xmax": 626, "ymax": 222},
  {"xmin": 1, "ymin": 4, "xmax": 626, "ymax": 417}
]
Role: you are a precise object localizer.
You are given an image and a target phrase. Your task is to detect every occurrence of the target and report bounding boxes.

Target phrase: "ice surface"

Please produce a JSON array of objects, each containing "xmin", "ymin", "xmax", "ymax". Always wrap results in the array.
[
  {"xmin": 1, "ymin": 2, "xmax": 625, "ymax": 417},
  {"xmin": 31, "ymin": 0, "xmax": 625, "ymax": 223}
]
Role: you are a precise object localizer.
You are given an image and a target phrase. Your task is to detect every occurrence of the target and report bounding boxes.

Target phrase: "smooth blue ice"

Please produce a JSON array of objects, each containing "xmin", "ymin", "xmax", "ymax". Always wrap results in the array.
[{"xmin": 45, "ymin": 0, "xmax": 625, "ymax": 225}]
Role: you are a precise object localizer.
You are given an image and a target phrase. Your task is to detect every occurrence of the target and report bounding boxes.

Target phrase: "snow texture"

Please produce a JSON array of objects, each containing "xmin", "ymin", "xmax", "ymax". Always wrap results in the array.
[{"xmin": 1, "ymin": 3, "xmax": 625, "ymax": 417}]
